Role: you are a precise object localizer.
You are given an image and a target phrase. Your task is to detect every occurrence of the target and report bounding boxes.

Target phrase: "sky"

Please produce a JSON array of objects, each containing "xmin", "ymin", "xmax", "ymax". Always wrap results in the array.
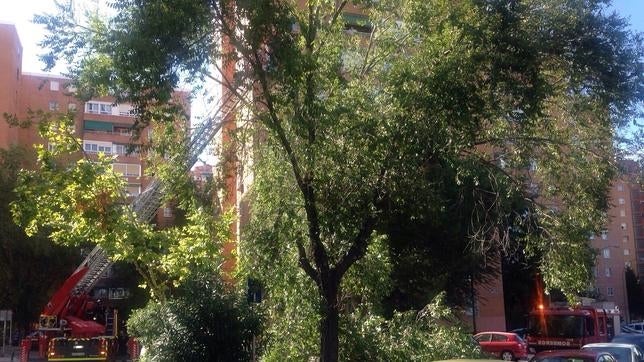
[
  {"xmin": 1, "ymin": 0, "xmax": 642, "ymax": 145},
  {"xmin": 1, "ymin": 0, "xmax": 643, "ymax": 74}
]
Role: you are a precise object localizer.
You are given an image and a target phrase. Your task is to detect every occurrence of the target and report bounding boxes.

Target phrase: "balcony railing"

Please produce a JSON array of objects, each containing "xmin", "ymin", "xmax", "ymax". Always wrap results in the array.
[
  {"xmin": 85, "ymin": 109, "xmax": 136, "ymax": 117},
  {"xmin": 83, "ymin": 129, "xmax": 132, "ymax": 136}
]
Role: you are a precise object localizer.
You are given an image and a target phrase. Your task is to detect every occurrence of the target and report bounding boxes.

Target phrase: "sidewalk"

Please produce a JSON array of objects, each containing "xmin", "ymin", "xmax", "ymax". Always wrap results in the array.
[
  {"xmin": 0, "ymin": 346, "xmax": 18, "ymax": 362},
  {"xmin": 0, "ymin": 346, "xmax": 45, "ymax": 362}
]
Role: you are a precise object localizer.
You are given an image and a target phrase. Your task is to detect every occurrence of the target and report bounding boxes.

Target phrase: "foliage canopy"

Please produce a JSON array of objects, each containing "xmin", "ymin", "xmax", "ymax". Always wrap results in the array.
[{"xmin": 30, "ymin": 0, "xmax": 644, "ymax": 360}]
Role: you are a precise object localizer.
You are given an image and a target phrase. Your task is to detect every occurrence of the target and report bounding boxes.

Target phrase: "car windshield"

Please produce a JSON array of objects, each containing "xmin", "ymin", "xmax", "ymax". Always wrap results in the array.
[
  {"xmin": 529, "ymin": 315, "xmax": 587, "ymax": 338},
  {"xmin": 583, "ymin": 347, "xmax": 629, "ymax": 362}
]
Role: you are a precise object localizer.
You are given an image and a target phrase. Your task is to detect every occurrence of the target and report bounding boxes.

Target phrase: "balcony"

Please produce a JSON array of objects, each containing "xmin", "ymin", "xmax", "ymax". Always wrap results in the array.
[{"xmin": 83, "ymin": 128, "xmax": 132, "ymax": 137}]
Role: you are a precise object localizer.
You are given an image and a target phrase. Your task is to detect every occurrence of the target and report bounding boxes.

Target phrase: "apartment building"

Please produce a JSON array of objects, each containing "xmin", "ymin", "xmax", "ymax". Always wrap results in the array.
[
  {"xmin": 0, "ymin": 22, "xmax": 189, "ymax": 227},
  {"xmin": 589, "ymin": 164, "xmax": 642, "ymax": 322},
  {"xmin": 635, "ymin": 182, "xmax": 644, "ymax": 278}
]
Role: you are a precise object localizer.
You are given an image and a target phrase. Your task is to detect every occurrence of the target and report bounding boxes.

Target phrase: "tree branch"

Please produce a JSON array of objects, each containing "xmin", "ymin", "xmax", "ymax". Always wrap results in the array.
[{"xmin": 296, "ymin": 239, "xmax": 319, "ymax": 285}]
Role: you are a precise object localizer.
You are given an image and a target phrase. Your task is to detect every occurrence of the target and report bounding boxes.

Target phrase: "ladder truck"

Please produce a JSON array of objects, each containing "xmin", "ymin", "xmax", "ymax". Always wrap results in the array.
[{"xmin": 21, "ymin": 93, "xmax": 242, "ymax": 362}]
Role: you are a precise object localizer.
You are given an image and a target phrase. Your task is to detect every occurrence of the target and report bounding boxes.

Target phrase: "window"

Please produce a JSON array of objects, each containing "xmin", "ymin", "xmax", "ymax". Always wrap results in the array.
[
  {"xmin": 598, "ymin": 317, "xmax": 606, "ymax": 335},
  {"xmin": 617, "ymin": 184, "xmax": 624, "ymax": 192},
  {"xmin": 621, "ymin": 223, "xmax": 627, "ymax": 231},
  {"xmin": 50, "ymin": 81, "xmax": 59, "ymax": 91},
  {"xmin": 625, "ymin": 249, "xmax": 630, "ymax": 256},
  {"xmin": 114, "ymin": 144, "xmax": 133, "ymax": 155},
  {"xmin": 86, "ymin": 102, "xmax": 100, "ymax": 114},
  {"xmin": 126, "ymin": 184, "xmax": 141, "ymax": 196},
  {"xmin": 113, "ymin": 163, "xmax": 141, "ymax": 177},
  {"xmin": 109, "ymin": 288, "xmax": 129, "ymax": 300},
  {"xmin": 85, "ymin": 101, "xmax": 113, "ymax": 115},
  {"xmin": 48, "ymin": 101, "xmax": 59, "ymax": 111},
  {"xmin": 163, "ymin": 207, "xmax": 172, "ymax": 217},
  {"xmin": 601, "ymin": 230, "xmax": 608, "ymax": 240},
  {"xmin": 603, "ymin": 248, "xmax": 611, "ymax": 259},
  {"xmin": 114, "ymin": 126, "xmax": 132, "ymax": 135},
  {"xmin": 620, "ymin": 209, "xmax": 626, "ymax": 217},
  {"xmin": 100, "ymin": 103, "xmax": 112, "ymax": 114},
  {"xmin": 626, "ymin": 261, "xmax": 632, "ymax": 268},
  {"xmin": 592, "ymin": 266, "xmax": 598, "ymax": 277},
  {"xmin": 605, "ymin": 267, "xmax": 612, "ymax": 277},
  {"xmin": 68, "ymin": 103, "xmax": 77, "ymax": 112},
  {"xmin": 118, "ymin": 104, "xmax": 136, "ymax": 117},
  {"xmin": 618, "ymin": 198, "xmax": 625, "ymax": 205},
  {"xmin": 589, "ymin": 234, "xmax": 595, "ymax": 240},
  {"xmin": 607, "ymin": 287, "xmax": 614, "ymax": 297},
  {"xmin": 83, "ymin": 141, "xmax": 112, "ymax": 154}
]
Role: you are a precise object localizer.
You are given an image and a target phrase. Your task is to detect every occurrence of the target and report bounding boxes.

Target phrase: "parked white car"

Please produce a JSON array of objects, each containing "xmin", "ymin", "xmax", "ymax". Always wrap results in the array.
[{"xmin": 582, "ymin": 342, "xmax": 644, "ymax": 362}]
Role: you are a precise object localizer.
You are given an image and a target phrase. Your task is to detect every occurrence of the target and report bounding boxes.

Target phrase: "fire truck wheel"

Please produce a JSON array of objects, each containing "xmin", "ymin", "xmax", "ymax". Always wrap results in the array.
[{"xmin": 501, "ymin": 351, "xmax": 515, "ymax": 361}]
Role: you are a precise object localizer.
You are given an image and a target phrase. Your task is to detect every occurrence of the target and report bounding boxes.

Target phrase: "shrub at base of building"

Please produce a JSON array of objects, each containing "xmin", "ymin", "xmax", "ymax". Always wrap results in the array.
[{"xmin": 127, "ymin": 273, "xmax": 263, "ymax": 362}]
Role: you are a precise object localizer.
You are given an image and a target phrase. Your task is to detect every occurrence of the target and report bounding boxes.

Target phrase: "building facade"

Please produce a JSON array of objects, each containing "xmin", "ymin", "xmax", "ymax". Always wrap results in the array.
[
  {"xmin": 0, "ymin": 22, "xmax": 189, "ymax": 226},
  {"xmin": 590, "ymin": 167, "xmax": 642, "ymax": 322}
]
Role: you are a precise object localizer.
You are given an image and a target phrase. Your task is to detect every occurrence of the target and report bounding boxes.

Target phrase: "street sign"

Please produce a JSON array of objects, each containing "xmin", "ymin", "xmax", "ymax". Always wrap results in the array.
[{"xmin": 0, "ymin": 310, "xmax": 11, "ymax": 322}]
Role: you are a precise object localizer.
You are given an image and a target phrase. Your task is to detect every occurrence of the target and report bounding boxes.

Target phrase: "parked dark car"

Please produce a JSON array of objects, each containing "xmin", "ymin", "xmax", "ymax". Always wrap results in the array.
[
  {"xmin": 473, "ymin": 331, "xmax": 529, "ymax": 361},
  {"xmin": 530, "ymin": 349, "xmax": 617, "ymax": 362}
]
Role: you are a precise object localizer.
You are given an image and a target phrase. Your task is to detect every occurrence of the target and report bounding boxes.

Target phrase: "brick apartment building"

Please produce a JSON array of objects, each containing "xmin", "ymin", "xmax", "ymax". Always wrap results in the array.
[
  {"xmin": 589, "ymin": 164, "xmax": 644, "ymax": 322},
  {"xmin": 0, "ymin": 22, "xmax": 190, "ymax": 228}
]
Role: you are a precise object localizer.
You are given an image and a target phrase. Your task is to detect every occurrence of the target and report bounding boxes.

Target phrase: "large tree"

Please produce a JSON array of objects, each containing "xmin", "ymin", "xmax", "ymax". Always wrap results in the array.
[{"xmin": 32, "ymin": 0, "xmax": 644, "ymax": 360}]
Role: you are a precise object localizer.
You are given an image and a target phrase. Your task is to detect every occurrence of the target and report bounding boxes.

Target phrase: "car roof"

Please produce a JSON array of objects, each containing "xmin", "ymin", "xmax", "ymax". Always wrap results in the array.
[
  {"xmin": 535, "ymin": 349, "xmax": 610, "ymax": 357},
  {"xmin": 475, "ymin": 331, "xmax": 516, "ymax": 336},
  {"xmin": 583, "ymin": 342, "xmax": 638, "ymax": 348}
]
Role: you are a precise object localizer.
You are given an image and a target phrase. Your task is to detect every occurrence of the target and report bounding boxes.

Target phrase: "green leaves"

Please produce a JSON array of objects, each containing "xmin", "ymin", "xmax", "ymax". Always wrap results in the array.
[
  {"xmin": 11, "ymin": 109, "xmax": 226, "ymax": 300},
  {"xmin": 12, "ymin": 118, "xmax": 127, "ymax": 246},
  {"xmin": 31, "ymin": 0, "xmax": 644, "ymax": 359},
  {"xmin": 127, "ymin": 272, "xmax": 263, "ymax": 361}
]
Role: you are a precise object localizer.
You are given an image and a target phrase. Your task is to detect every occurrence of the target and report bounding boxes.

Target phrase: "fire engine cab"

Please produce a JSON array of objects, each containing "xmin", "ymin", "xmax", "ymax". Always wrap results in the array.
[{"xmin": 526, "ymin": 303, "xmax": 621, "ymax": 353}]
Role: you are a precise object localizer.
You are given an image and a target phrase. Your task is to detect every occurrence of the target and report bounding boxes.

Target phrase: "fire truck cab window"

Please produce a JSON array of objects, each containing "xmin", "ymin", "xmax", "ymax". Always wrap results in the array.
[
  {"xmin": 598, "ymin": 317, "xmax": 606, "ymax": 335},
  {"xmin": 528, "ymin": 315, "xmax": 586, "ymax": 338},
  {"xmin": 585, "ymin": 316, "xmax": 595, "ymax": 336}
]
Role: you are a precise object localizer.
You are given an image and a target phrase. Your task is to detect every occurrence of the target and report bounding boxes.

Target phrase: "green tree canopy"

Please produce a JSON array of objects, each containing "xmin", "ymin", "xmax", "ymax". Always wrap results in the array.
[{"xmin": 33, "ymin": 0, "xmax": 644, "ymax": 360}]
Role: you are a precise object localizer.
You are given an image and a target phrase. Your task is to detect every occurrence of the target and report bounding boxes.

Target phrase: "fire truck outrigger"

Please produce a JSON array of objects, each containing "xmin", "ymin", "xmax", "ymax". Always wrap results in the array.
[
  {"xmin": 20, "ymin": 92, "xmax": 243, "ymax": 362},
  {"xmin": 526, "ymin": 302, "xmax": 621, "ymax": 353}
]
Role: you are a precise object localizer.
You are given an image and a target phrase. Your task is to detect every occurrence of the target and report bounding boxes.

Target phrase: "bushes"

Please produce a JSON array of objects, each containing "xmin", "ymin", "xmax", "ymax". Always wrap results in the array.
[
  {"xmin": 127, "ymin": 273, "xmax": 262, "ymax": 362},
  {"xmin": 340, "ymin": 293, "xmax": 485, "ymax": 361}
]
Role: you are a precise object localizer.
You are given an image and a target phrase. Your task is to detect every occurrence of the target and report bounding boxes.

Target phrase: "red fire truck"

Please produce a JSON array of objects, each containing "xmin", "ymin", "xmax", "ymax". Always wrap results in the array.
[
  {"xmin": 19, "ymin": 92, "xmax": 241, "ymax": 361},
  {"xmin": 526, "ymin": 304, "xmax": 621, "ymax": 353}
]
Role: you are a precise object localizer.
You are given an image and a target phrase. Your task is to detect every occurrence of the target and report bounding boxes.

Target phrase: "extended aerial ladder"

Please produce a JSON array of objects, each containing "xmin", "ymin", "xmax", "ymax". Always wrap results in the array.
[
  {"xmin": 25, "ymin": 90, "xmax": 245, "ymax": 361},
  {"xmin": 68, "ymin": 92, "xmax": 240, "ymax": 299}
]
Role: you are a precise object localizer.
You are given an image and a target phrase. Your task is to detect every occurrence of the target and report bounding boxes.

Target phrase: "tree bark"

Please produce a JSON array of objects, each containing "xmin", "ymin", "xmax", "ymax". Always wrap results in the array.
[{"xmin": 319, "ymin": 277, "xmax": 340, "ymax": 362}]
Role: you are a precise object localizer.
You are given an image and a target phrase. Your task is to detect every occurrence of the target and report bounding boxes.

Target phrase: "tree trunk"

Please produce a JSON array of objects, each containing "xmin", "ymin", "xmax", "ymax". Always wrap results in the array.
[{"xmin": 319, "ymin": 279, "xmax": 339, "ymax": 362}]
